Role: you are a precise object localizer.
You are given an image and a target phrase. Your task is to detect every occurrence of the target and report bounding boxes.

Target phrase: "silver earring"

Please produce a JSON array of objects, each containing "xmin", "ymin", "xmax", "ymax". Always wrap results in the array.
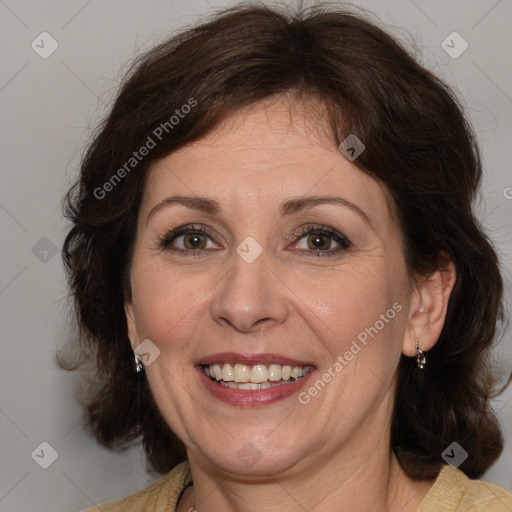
[
  {"xmin": 415, "ymin": 339, "xmax": 426, "ymax": 369},
  {"xmin": 134, "ymin": 352, "xmax": 144, "ymax": 373}
]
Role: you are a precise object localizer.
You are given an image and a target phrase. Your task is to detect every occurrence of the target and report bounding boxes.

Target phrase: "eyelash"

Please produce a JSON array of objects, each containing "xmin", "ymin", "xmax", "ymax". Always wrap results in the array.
[{"xmin": 158, "ymin": 223, "xmax": 352, "ymax": 258}]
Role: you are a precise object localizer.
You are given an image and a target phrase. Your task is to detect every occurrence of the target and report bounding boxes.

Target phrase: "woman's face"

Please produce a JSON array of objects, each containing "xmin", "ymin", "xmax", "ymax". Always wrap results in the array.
[{"xmin": 126, "ymin": 96, "xmax": 417, "ymax": 477}]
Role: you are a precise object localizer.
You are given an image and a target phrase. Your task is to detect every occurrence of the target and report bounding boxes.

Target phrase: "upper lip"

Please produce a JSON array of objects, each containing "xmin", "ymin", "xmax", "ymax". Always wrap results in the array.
[{"xmin": 196, "ymin": 352, "xmax": 316, "ymax": 367}]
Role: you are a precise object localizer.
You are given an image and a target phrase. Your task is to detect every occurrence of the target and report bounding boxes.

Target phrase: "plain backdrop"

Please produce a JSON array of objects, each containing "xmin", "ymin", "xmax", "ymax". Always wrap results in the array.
[{"xmin": 0, "ymin": 1, "xmax": 511, "ymax": 511}]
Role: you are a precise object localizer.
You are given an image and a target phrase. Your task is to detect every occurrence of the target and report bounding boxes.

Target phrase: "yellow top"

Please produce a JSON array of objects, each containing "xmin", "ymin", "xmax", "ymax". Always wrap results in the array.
[{"xmin": 84, "ymin": 462, "xmax": 512, "ymax": 511}]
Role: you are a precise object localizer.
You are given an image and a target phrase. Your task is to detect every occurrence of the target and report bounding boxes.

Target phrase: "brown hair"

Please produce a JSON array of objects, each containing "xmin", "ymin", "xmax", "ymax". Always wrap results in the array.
[{"xmin": 62, "ymin": 3, "xmax": 510, "ymax": 479}]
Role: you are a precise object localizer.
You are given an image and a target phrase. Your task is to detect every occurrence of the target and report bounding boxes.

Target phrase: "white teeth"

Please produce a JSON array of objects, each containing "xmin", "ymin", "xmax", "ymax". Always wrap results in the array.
[
  {"xmin": 219, "ymin": 380, "xmax": 301, "ymax": 390},
  {"xmin": 237, "ymin": 382, "xmax": 260, "ymax": 390},
  {"xmin": 281, "ymin": 365, "xmax": 291, "ymax": 380},
  {"xmin": 250, "ymin": 364, "xmax": 268, "ymax": 384},
  {"xmin": 233, "ymin": 364, "xmax": 250, "ymax": 382},
  {"xmin": 290, "ymin": 366, "xmax": 303, "ymax": 378},
  {"xmin": 204, "ymin": 362, "xmax": 311, "ymax": 385},
  {"xmin": 221, "ymin": 363, "xmax": 234, "ymax": 382},
  {"xmin": 213, "ymin": 363, "xmax": 222, "ymax": 381},
  {"xmin": 267, "ymin": 364, "xmax": 282, "ymax": 381}
]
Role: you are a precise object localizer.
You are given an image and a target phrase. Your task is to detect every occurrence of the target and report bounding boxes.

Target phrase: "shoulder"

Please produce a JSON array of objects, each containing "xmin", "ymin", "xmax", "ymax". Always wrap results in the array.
[
  {"xmin": 81, "ymin": 461, "xmax": 191, "ymax": 512},
  {"xmin": 418, "ymin": 465, "xmax": 512, "ymax": 512}
]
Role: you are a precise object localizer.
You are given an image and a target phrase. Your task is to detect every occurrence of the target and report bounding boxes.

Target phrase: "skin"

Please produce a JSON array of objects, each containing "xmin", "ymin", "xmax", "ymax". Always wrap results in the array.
[{"xmin": 125, "ymin": 94, "xmax": 456, "ymax": 512}]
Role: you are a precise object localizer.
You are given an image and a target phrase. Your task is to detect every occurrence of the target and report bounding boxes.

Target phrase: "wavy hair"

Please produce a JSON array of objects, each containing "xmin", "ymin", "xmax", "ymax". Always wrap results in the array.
[{"xmin": 62, "ymin": 3, "xmax": 510, "ymax": 478}]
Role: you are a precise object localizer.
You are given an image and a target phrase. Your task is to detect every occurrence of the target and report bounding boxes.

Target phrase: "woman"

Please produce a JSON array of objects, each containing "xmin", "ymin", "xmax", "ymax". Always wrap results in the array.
[{"xmin": 62, "ymin": 4, "xmax": 512, "ymax": 511}]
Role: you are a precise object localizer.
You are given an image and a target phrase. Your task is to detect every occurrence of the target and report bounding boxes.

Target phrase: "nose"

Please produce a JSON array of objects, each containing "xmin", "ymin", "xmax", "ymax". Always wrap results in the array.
[{"xmin": 210, "ymin": 252, "xmax": 289, "ymax": 334}]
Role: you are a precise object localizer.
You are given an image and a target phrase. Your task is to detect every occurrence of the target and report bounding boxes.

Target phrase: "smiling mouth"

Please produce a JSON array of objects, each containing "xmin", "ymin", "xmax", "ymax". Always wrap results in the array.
[{"xmin": 202, "ymin": 363, "xmax": 314, "ymax": 390}]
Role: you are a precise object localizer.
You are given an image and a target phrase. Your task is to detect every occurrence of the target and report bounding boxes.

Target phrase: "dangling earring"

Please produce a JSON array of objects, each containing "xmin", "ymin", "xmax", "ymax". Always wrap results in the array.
[
  {"xmin": 415, "ymin": 339, "xmax": 426, "ymax": 369},
  {"xmin": 134, "ymin": 352, "xmax": 144, "ymax": 373}
]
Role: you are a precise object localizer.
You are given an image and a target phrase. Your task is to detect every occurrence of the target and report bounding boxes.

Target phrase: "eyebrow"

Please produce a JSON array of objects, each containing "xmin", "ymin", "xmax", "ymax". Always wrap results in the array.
[
  {"xmin": 280, "ymin": 196, "xmax": 372, "ymax": 227},
  {"xmin": 146, "ymin": 195, "xmax": 373, "ymax": 227},
  {"xmin": 147, "ymin": 196, "xmax": 221, "ymax": 225}
]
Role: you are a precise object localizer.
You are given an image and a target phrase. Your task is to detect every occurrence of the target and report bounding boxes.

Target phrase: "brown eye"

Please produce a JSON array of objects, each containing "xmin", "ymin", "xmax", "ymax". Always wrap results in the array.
[
  {"xmin": 159, "ymin": 224, "xmax": 221, "ymax": 255},
  {"xmin": 183, "ymin": 232, "xmax": 207, "ymax": 249},
  {"xmin": 291, "ymin": 225, "xmax": 351, "ymax": 257},
  {"xmin": 307, "ymin": 233, "xmax": 332, "ymax": 251}
]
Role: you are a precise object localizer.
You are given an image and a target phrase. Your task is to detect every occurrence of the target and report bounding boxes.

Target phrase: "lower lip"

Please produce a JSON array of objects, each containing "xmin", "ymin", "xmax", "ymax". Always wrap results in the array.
[{"xmin": 197, "ymin": 367, "xmax": 316, "ymax": 407}]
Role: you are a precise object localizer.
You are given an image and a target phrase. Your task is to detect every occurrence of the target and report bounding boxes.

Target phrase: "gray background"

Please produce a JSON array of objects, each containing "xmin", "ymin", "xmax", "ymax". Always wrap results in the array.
[{"xmin": 0, "ymin": 0, "xmax": 511, "ymax": 510}]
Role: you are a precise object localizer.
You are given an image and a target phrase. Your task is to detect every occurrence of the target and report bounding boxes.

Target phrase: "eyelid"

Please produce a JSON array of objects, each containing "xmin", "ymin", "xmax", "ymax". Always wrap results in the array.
[
  {"xmin": 157, "ymin": 222, "xmax": 351, "ymax": 257},
  {"xmin": 158, "ymin": 224, "xmax": 222, "ymax": 251},
  {"xmin": 288, "ymin": 224, "xmax": 352, "ymax": 253}
]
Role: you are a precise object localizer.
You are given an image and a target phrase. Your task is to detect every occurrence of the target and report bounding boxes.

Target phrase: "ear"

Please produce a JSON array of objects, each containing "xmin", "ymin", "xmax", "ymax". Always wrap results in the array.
[
  {"xmin": 402, "ymin": 259, "xmax": 456, "ymax": 357},
  {"xmin": 125, "ymin": 300, "xmax": 139, "ymax": 351}
]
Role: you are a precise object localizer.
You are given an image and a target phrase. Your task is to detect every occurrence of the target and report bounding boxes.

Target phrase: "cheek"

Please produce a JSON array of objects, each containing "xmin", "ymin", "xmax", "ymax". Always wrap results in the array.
[
  {"xmin": 290, "ymin": 263, "xmax": 407, "ymax": 360},
  {"xmin": 129, "ymin": 257, "xmax": 209, "ymax": 354},
  {"xmin": 129, "ymin": 237, "xmax": 409, "ymax": 365}
]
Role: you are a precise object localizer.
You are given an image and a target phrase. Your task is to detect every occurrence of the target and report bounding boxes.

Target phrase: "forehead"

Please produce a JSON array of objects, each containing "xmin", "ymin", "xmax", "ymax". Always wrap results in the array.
[{"xmin": 140, "ymin": 96, "xmax": 392, "ymax": 230}]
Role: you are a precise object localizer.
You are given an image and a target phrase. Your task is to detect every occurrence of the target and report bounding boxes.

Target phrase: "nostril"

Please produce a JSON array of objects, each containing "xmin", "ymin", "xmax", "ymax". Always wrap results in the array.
[{"xmin": 254, "ymin": 318, "xmax": 272, "ymax": 331}]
